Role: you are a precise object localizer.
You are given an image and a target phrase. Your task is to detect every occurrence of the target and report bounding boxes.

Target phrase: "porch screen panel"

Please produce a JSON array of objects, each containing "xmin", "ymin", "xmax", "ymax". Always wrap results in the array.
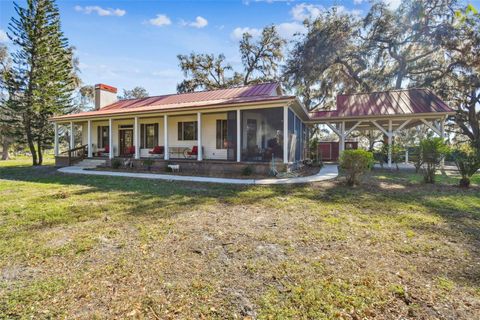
[
  {"xmin": 288, "ymin": 109, "xmax": 295, "ymax": 163},
  {"xmin": 241, "ymin": 107, "xmax": 283, "ymax": 162},
  {"xmin": 295, "ymin": 115, "xmax": 301, "ymax": 161},
  {"xmin": 226, "ymin": 111, "xmax": 237, "ymax": 161}
]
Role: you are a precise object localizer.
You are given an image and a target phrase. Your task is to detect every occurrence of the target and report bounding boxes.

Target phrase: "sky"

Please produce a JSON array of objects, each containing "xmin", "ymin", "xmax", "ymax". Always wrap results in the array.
[{"xmin": 0, "ymin": 0, "xmax": 479, "ymax": 96}]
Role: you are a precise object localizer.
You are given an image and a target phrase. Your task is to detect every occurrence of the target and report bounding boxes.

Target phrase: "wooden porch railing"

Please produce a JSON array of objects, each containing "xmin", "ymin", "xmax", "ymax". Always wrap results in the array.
[{"xmin": 60, "ymin": 144, "xmax": 87, "ymax": 165}]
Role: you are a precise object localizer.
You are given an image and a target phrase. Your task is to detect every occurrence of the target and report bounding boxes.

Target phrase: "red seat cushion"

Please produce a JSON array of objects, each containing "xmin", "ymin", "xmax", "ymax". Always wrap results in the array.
[
  {"xmin": 150, "ymin": 146, "xmax": 164, "ymax": 154},
  {"xmin": 127, "ymin": 146, "xmax": 135, "ymax": 154},
  {"xmin": 104, "ymin": 145, "xmax": 109, "ymax": 153},
  {"xmin": 190, "ymin": 146, "xmax": 198, "ymax": 155}
]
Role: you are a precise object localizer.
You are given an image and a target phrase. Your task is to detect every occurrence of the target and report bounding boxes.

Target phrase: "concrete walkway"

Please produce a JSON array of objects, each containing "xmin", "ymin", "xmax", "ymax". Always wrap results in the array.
[{"xmin": 58, "ymin": 164, "xmax": 338, "ymax": 185}]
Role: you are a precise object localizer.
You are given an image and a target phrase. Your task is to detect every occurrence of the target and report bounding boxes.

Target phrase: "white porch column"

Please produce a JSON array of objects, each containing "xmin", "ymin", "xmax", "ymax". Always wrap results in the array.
[
  {"xmin": 134, "ymin": 116, "xmax": 140, "ymax": 159},
  {"xmin": 339, "ymin": 121, "xmax": 345, "ymax": 154},
  {"xmin": 283, "ymin": 106, "xmax": 288, "ymax": 164},
  {"xmin": 236, "ymin": 109, "xmax": 241, "ymax": 162},
  {"xmin": 54, "ymin": 122, "xmax": 59, "ymax": 156},
  {"xmin": 164, "ymin": 115, "xmax": 169, "ymax": 160},
  {"xmin": 405, "ymin": 149, "xmax": 409, "ymax": 164},
  {"xmin": 387, "ymin": 119, "xmax": 393, "ymax": 169},
  {"xmin": 69, "ymin": 122, "xmax": 74, "ymax": 149},
  {"xmin": 197, "ymin": 112, "xmax": 203, "ymax": 161},
  {"xmin": 87, "ymin": 120, "xmax": 92, "ymax": 158},
  {"xmin": 108, "ymin": 118, "xmax": 113, "ymax": 159}
]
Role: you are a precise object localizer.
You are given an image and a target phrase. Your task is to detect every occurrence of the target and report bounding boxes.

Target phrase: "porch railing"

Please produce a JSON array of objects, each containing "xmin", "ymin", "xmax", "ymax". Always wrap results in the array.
[{"xmin": 60, "ymin": 144, "xmax": 87, "ymax": 165}]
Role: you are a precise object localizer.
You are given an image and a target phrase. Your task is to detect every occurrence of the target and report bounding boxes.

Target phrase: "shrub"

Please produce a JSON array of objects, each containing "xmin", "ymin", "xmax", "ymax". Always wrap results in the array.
[
  {"xmin": 241, "ymin": 165, "xmax": 254, "ymax": 176},
  {"xmin": 143, "ymin": 158, "xmax": 155, "ymax": 171},
  {"xmin": 339, "ymin": 150, "xmax": 374, "ymax": 186},
  {"xmin": 111, "ymin": 158, "xmax": 122, "ymax": 169},
  {"xmin": 408, "ymin": 147, "xmax": 423, "ymax": 173},
  {"xmin": 451, "ymin": 144, "xmax": 480, "ymax": 188},
  {"xmin": 419, "ymin": 137, "xmax": 449, "ymax": 184},
  {"xmin": 373, "ymin": 151, "xmax": 385, "ymax": 169}
]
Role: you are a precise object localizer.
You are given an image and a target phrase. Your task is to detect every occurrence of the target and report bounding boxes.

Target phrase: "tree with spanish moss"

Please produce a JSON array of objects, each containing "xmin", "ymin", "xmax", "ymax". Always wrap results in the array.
[{"xmin": 177, "ymin": 25, "xmax": 285, "ymax": 93}]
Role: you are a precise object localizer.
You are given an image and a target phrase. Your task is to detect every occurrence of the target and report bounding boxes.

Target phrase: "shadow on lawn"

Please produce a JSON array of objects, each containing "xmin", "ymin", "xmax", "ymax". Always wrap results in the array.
[{"xmin": 1, "ymin": 163, "xmax": 479, "ymax": 286}]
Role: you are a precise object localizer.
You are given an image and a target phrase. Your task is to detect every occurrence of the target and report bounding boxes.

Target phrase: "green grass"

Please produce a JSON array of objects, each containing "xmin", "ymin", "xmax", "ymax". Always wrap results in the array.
[{"xmin": 0, "ymin": 157, "xmax": 479, "ymax": 318}]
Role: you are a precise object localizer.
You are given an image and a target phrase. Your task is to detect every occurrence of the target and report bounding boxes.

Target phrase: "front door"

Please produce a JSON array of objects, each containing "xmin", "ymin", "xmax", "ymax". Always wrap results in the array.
[{"xmin": 119, "ymin": 129, "xmax": 133, "ymax": 156}]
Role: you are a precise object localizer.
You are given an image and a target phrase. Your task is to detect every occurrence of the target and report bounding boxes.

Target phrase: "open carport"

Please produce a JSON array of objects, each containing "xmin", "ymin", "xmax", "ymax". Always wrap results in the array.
[{"xmin": 307, "ymin": 89, "xmax": 456, "ymax": 168}]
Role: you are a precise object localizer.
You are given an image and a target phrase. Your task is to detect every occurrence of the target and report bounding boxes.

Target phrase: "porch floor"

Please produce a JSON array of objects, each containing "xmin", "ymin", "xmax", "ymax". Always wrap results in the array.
[{"xmin": 58, "ymin": 164, "xmax": 338, "ymax": 185}]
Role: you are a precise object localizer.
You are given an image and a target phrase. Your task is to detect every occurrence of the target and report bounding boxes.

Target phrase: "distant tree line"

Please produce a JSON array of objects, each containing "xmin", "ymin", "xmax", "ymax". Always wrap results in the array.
[{"xmin": 179, "ymin": 0, "xmax": 480, "ymax": 151}]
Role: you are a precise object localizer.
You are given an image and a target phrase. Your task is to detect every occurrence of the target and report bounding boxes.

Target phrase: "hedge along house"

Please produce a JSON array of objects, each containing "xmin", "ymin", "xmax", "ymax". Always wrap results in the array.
[{"xmin": 51, "ymin": 83, "xmax": 310, "ymax": 173}]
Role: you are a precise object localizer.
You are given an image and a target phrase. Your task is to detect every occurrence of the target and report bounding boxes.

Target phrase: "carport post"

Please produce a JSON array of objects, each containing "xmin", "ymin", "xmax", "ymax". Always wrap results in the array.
[
  {"xmin": 387, "ymin": 119, "xmax": 393, "ymax": 169},
  {"xmin": 440, "ymin": 117, "xmax": 446, "ymax": 168},
  {"xmin": 339, "ymin": 121, "xmax": 345, "ymax": 154}
]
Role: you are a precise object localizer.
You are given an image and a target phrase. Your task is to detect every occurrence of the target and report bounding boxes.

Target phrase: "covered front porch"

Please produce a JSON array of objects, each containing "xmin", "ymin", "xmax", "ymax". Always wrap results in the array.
[{"xmin": 54, "ymin": 105, "xmax": 309, "ymax": 167}]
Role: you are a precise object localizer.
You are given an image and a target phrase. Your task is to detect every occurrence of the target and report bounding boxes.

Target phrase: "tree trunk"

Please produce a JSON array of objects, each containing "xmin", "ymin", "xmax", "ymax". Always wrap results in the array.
[
  {"xmin": 26, "ymin": 129, "xmax": 38, "ymax": 165},
  {"xmin": 1, "ymin": 139, "xmax": 10, "ymax": 160},
  {"xmin": 37, "ymin": 139, "xmax": 43, "ymax": 165}
]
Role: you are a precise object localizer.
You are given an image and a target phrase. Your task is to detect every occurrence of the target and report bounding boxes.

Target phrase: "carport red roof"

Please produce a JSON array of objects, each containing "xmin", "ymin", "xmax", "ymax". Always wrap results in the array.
[
  {"xmin": 53, "ymin": 82, "xmax": 293, "ymax": 120},
  {"xmin": 310, "ymin": 89, "xmax": 454, "ymax": 120}
]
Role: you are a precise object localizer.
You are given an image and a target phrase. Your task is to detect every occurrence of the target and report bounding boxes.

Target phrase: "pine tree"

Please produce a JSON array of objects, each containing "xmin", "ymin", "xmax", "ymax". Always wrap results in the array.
[{"xmin": 6, "ymin": 0, "xmax": 74, "ymax": 165}]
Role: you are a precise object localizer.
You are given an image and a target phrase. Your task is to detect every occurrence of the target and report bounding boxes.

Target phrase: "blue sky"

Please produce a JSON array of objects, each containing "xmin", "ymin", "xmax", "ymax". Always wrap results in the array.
[{"xmin": 1, "ymin": 0, "xmax": 479, "ymax": 96}]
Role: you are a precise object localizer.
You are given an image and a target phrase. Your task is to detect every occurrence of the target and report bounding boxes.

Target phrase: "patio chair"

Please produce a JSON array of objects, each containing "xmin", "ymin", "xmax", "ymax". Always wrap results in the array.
[
  {"xmin": 184, "ymin": 146, "xmax": 198, "ymax": 159},
  {"xmin": 125, "ymin": 146, "xmax": 135, "ymax": 157},
  {"xmin": 149, "ymin": 146, "xmax": 164, "ymax": 157},
  {"xmin": 97, "ymin": 145, "xmax": 109, "ymax": 157}
]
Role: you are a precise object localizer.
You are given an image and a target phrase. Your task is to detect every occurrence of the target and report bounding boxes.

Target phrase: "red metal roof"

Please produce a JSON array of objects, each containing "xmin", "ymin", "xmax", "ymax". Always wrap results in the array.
[
  {"xmin": 310, "ymin": 89, "xmax": 454, "ymax": 120},
  {"xmin": 53, "ymin": 82, "xmax": 288, "ymax": 120}
]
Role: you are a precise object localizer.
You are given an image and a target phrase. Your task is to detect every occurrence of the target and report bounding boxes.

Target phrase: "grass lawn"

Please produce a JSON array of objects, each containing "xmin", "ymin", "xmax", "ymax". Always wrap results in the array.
[{"xmin": 1, "ymin": 157, "xmax": 479, "ymax": 319}]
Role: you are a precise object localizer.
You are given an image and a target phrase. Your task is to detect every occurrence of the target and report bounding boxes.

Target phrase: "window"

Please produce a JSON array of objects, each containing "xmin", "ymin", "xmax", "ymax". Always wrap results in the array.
[
  {"xmin": 97, "ymin": 126, "xmax": 109, "ymax": 148},
  {"xmin": 216, "ymin": 119, "xmax": 228, "ymax": 149},
  {"xmin": 178, "ymin": 121, "xmax": 197, "ymax": 141},
  {"xmin": 141, "ymin": 123, "xmax": 158, "ymax": 148}
]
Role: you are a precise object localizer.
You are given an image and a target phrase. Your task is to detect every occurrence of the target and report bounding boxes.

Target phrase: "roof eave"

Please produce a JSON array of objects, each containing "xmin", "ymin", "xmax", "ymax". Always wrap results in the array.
[
  {"xmin": 51, "ymin": 96, "xmax": 296, "ymax": 122},
  {"xmin": 306, "ymin": 111, "xmax": 456, "ymax": 123}
]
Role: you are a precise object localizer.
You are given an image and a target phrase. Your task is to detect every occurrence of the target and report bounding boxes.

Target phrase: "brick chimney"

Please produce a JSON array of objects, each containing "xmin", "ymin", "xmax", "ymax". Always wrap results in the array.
[{"xmin": 95, "ymin": 84, "xmax": 118, "ymax": 109}]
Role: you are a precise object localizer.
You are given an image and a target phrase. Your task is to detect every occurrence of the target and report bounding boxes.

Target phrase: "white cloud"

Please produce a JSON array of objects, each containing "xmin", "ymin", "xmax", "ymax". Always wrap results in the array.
[
  {"xmin": 0, "ymin": 29, "xmax": 9, "ymax": 43},
  {"xmin": 291, "ymin": 3, "xmax": 323, "ymax": 21},
  {"xmin": 334, "ymin": 5, "xmax": 363, "ymax": 17},
  {"xmin": 291, "ymin": 3, "xmax": 363, "ymax": 21},
  {"xmin": 276, "ymin": 22, "xmax": 306, "ymax": 39},
  {"xmin": 353, "ymin": 0, "xmax": 365, "ymax": 4},
  {"xmin": 231, "ymin": 27, "xmax": 262, "ymax": 40},
  {"xmin": 192, "ymin": 16, "xmax": 208, "ymax": 28},
  {"xmin": 74, "ymin": 5, "xmax": 126, "ymax": 17},
  {"xmin": 148, "ymin": 14, "xmax": 172, "ymax": 27},
  {"xmin": 181, "ymin": 16, "xmax": 208, "ymax": 28},
  {"xmin": 383, "ymin": 0, "xmax": 401, "ymax": 10}
]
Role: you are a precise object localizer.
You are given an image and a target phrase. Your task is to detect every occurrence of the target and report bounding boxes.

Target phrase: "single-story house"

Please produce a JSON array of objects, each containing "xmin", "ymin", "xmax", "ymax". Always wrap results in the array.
[{"xmin": 51, "ymin": 82, "xmax": 454, "ymax": 171}]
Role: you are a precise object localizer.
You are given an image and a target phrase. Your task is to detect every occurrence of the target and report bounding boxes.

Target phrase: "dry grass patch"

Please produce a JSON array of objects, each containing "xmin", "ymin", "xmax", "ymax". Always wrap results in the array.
[{"xmin": 0, "ymin": 158, "xmax": 479, "ymax": 318}]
